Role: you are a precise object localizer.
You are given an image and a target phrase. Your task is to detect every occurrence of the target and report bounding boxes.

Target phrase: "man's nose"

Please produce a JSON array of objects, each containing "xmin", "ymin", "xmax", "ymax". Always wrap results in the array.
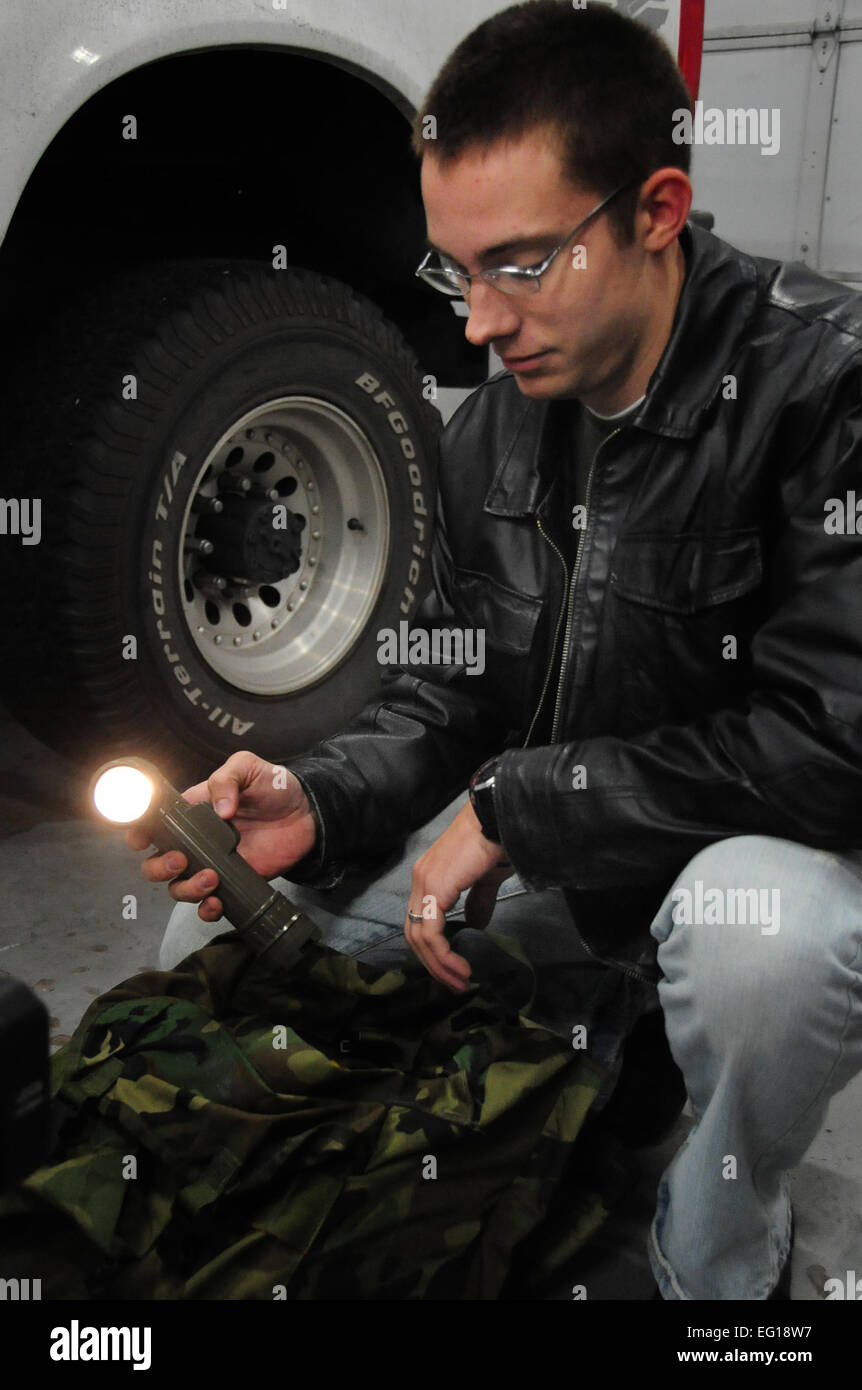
[{"xmin": 463, "ymin": 281, "xmax": 521, "ymax": 348}]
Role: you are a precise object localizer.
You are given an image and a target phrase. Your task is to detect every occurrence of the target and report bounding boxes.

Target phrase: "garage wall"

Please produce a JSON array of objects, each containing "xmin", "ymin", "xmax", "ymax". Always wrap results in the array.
[{"xmin": 694, "ymin": 0, "xmax": 862, "ymax": 283}]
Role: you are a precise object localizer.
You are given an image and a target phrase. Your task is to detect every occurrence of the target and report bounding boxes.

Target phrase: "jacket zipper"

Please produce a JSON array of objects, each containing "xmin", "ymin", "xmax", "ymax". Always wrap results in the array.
[
  {"xmin": 522, "ymin": 518, "xmax": 568, "ymax": 749},
  {"xmin": 522, "ymin": 426, "xmax": 653, "ymax": 987},
  {"xmin": 523, "ymin": 425, "xmax": 620, "ymax": 749},
  {"xmin": 549, "ymin": 426, "xmax": 620, "ymax": 744}
]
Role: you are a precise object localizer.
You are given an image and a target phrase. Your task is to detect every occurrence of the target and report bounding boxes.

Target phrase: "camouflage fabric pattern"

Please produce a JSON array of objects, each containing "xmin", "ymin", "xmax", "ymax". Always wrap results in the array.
[{"xmin": 0, "ymin": 930, "xmax": 620, "ymax": 1299}]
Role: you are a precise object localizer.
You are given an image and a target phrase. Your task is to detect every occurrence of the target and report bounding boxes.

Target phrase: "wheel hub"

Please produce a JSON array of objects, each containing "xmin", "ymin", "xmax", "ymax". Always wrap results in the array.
[
  {"xmin": 196, "ymin": 492, "xmax": 306, "ymax": 584},
  {"xmin": 178, "ymin": 398, "xmax": 390, "ymax": 696}
]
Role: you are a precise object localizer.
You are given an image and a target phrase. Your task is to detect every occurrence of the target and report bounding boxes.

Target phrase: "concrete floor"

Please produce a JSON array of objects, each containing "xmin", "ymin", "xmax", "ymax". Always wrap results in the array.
[{"xmin": 0, "ymin": 693, "xmax": 860, "ymax": 1300}]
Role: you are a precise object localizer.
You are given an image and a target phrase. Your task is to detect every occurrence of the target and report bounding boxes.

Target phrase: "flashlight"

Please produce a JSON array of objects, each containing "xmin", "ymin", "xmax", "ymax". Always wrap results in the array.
[{"xmin": 90, "ymin": 757, "xmax": 319, "ymax": 970}]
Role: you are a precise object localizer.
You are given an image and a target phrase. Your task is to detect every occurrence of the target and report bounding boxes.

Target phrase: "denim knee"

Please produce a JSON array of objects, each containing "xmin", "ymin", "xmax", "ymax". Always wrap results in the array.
[{"xmin": 649, "ymin": 836, "xmax": 862, "ymax": 1058}]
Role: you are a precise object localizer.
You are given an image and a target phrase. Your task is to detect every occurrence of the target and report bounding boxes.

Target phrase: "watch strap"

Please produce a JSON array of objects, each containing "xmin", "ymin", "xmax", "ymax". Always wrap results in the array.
[{"xmin": 469, "ymin": 757, "xmax": 502, "ymax": 843}]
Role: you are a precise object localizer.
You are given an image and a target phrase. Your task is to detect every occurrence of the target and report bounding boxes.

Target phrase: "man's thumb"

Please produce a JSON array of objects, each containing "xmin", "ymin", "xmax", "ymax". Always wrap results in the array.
[{"xmin": 207, "ymin": 775, "xmax": 240, "ymax": 819}]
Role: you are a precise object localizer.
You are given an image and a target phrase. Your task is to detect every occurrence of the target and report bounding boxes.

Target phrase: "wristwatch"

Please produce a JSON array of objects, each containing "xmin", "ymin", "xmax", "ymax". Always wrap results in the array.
[{"xmin": 469, "ymin": 757, "xmax": 502, "ymax": 844}]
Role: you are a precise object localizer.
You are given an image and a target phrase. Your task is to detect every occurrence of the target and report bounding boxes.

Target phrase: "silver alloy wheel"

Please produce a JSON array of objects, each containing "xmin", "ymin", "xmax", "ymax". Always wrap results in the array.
[{"xmin": 179, "ymin": 397, "xmax": 390, "ymax": 695}]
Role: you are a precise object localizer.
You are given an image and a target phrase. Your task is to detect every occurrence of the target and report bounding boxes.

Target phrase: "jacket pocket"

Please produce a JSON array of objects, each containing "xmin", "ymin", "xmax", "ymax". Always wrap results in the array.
[
  {"xmin": 609, "ymin": 530, "xmax": 763, "ymax": 614},
  {"xmin": 450, "ymin": 567, "xmax": 543, "ymax": 655},
  {"xmin": 605, "ymin": 529, "xmax": 765, "ymax": 733}
]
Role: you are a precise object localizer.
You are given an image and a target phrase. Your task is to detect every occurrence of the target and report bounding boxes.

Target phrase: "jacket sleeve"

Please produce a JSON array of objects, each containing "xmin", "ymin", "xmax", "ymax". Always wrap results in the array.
[
  {"xmin": 494, "ymin": 360, "xmax": 862, "ymax": 891},
  {"xmin": 280, "ymin": 484, "xmax": 511, "ymax": 887}
]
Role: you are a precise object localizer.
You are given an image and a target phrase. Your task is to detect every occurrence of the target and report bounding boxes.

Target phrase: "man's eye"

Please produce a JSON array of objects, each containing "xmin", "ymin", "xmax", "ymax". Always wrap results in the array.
[
  {"xmin": 501, "ymin": 251, "xmax": 548, "ymax": 273},
  {"xmin": 492, "ymin": 262, "xmax": 538, "ymax": 279}
]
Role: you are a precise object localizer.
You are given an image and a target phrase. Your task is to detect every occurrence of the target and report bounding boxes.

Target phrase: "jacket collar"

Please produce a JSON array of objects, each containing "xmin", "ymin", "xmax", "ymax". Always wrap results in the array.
[{"xmin": 483, "ymin": 221, "xmax": 762, "ymax": 517}]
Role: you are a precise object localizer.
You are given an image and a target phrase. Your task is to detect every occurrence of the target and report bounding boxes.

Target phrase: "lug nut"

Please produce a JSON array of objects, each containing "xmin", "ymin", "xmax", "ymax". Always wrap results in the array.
[
  {"xmin": 192, "ymin": 570, "xmax": 227, "ymax": 592},
  {"xmin": 191, "ymin": 494, "xmax": 224, "ymax": 514}
]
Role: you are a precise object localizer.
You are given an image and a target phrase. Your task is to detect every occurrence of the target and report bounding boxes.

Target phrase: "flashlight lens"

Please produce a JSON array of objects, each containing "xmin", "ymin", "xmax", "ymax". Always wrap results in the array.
[{"xmin": 93, "ymin": 766, "xmax": 154, "ymax": 823}]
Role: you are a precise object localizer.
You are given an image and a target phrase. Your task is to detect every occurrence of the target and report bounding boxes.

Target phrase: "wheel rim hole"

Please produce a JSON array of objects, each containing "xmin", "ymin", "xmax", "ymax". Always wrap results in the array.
[
  {"xmin": 276, "ymin": 475, "xmax": 298, "ymax": 498},
  {"xmin": 233, "ymin": 603, "xmax": 252, "ymax": 627},
  {"xmin": 205, "ymin": 600, "xmax": 221, "ymax": 625},
  {"xmin": 184, "ymin": 579, "xmax": 194, "ymax": 603},
  {"xmin": 259, "ymin": 586, "xmax": 280, "ymax": 608},
  {"xmin": 224, "ymin": 447, "xmax": 244, "ymax": 470},
  {"xmin": 253, "ymin": 452, "xmax": 276, "ymax": 473}
]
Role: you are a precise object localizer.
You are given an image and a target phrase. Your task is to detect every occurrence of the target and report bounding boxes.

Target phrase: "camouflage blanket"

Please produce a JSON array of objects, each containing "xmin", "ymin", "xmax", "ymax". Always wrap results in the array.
[{"xmin": 0, "ymin": 931, "xmax": 630, "ymax": 1300}]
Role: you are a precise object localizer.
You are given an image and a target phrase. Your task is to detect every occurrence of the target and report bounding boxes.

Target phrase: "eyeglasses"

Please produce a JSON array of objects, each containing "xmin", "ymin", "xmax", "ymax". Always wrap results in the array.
[{"xmin": 415, "ymin": 181, "xmax": 635, "ymax": 298}]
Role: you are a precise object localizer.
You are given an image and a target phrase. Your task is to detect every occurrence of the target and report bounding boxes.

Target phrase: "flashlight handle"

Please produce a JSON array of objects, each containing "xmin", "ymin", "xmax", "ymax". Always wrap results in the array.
[{"xmin": 144, "ymin": 798, "xmax": 318, "ymax": 962}]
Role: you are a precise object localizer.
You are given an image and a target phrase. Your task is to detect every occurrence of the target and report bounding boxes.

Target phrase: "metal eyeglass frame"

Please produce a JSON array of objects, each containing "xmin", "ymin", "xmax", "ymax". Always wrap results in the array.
[{"xmin": 415, "ymin": 180, "xmax": 637, "ymax": 298}]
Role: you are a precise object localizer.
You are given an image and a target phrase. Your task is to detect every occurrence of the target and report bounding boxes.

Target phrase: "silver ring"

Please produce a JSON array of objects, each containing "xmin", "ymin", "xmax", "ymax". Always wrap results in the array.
[{"xmin": 406, "ymin": 910, "xmax": 424, "ymax": 923}]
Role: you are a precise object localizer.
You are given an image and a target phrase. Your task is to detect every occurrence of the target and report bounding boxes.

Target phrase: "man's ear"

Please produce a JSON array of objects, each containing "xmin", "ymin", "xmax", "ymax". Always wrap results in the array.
[{"xmin": 637, "ymin": 168, "xmax": 693, "ymax": 252}]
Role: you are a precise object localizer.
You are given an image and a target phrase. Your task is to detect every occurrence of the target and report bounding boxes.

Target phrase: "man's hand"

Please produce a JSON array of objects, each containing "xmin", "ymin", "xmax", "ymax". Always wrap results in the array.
[
  {"xmin": 404, "ymin": 800, "xmax": 513, "ymax": 991},
  {"xmin": 125, "ymin": 750, "xmax": 317, "ymax": 921}
]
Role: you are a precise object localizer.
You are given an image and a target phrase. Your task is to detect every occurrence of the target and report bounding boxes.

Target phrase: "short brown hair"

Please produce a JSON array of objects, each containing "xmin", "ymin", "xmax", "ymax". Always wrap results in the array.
[{"xmin": 410, "ymin": 0, "xmax": 693, "ymax": 244}]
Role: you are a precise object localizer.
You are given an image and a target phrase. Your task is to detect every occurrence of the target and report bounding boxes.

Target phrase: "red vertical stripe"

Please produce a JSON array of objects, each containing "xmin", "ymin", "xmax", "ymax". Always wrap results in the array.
[{"xmin": 677, "ymin": 0, "xmax": 705, "ymax": 102}]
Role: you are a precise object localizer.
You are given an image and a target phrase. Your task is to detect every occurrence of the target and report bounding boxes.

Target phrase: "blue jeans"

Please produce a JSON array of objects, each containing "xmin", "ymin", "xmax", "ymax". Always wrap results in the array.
[
  {"xmin": 648, "ymin": 834, "xmax": 862, "ymax": 1299},
  {"xmin": 160, "ymin": 798, "xmax": 862, "ymax": 1300}
]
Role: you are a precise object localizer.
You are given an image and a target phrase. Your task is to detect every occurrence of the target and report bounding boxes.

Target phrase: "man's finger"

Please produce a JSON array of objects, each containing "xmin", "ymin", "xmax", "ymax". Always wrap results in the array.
[
  {"xmin": 140, "ymin": 850, "xmax": 188, "ymax": 883},
  {"xmin": 198, "ymin": 750, "xmax": 265, "ymax": 818},
  {"xmin": 405, "ymin": 910, "xmax": 471, "ymax": 990},
  {"xmin": 125, "ymin": 826, "xmax": 153, "ymax": 852},
  {"xmin": 419, "ymin": 946, "xmax": 470, "ymax": 991},
  {"xmin": 168, "ymin": 869, "xmax": 220, "ymax": 904},
  {"xmin": 203, "ymin": 772, "xmax": 242, "ymax": 818},
  {"xmin": 424, "ymin": 923, "xmax": 472, "ymax": 981},
  {"xmin": 198, "ymin": 896, "xmax": 224, "ymax": 922},
  {"xmin": 417, "ymin": 896, "xmax": 473, "ymax": 977},
  {"xmin": 178, "ymin": 777, "xmax": 213, "ymax": 808}
]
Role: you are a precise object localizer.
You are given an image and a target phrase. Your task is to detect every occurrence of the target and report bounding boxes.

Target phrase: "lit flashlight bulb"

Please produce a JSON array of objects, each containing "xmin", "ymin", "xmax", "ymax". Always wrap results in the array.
[{"xmin": 93, "ymin": 765, "xmax": 155, "ymax": 824}]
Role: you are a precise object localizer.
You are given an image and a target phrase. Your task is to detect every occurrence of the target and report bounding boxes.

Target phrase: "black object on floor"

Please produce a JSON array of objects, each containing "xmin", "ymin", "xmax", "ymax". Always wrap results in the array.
[{"xmin": 598, "ymin": 1006, "xmax": 687, "ymax": 1149}]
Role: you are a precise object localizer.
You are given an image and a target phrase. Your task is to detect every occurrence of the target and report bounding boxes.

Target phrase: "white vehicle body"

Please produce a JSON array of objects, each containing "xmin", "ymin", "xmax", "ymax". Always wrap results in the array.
[
  {"xmin": 2, "ymin": 1, "xmax": 858, "ymax": 354},
  {"xmin": 0, "ymin": 1, "xmax": 683, "ymax": 248}
]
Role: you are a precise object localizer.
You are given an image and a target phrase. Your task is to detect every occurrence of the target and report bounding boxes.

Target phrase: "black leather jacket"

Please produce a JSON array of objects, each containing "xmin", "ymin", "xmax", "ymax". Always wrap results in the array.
[{"xmin": 286, "ymin": 221, "xmax": 862, "ymax": 978}]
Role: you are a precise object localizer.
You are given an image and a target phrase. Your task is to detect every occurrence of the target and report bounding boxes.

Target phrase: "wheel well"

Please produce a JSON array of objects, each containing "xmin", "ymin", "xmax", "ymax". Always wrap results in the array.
[{"xmin": 0, "ymin": 47, "xmax": 485, "ymax": 387}]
